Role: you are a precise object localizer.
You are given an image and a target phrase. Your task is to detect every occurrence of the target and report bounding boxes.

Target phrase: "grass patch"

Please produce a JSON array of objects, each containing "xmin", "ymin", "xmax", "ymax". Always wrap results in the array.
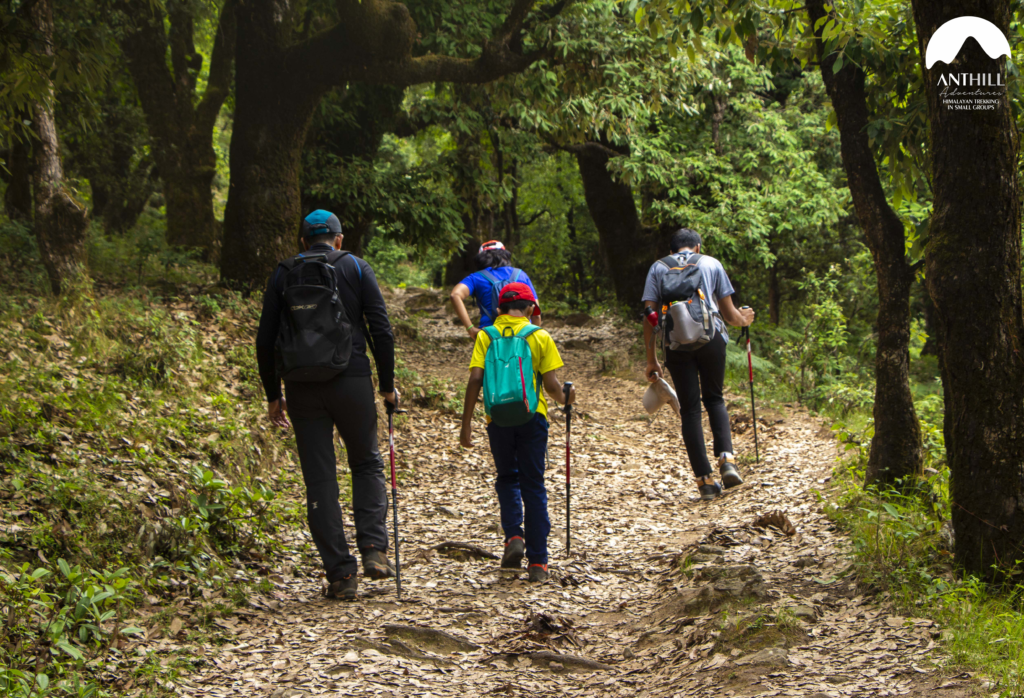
[
  {"xmin": 827, "ymin": 454, "xmax": 1024, "ymax": 695},
  {"xmin": 715, "ymin": 608, "xmax": 808, "ymax": 653}
]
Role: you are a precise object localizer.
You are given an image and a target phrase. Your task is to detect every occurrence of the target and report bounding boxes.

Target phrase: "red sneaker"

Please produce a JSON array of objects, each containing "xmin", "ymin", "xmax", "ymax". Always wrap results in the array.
[{"xmin": 528, "ymin": 563, "xmax": 549, "ymax": 583}]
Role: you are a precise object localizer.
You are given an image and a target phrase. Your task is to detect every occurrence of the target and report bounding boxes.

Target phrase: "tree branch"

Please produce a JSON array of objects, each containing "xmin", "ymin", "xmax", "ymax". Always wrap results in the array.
[
  {"xmin": 117, "ymin": 0, "xmax": 184, "ymax": 144},
  {"xmin": 167, "ymin": 0, "xmax": 199, "ymax": 96},
  {"xmin": 549, "ymin": 139, "xmax": 627, "ymax": 160},
  {"xmin": 196, "ymin": 0, "xmax": 236, "ymax": 134},
  {"xmin": 289, "ymin": 0, "xmax": 568, "ymax": 89}
]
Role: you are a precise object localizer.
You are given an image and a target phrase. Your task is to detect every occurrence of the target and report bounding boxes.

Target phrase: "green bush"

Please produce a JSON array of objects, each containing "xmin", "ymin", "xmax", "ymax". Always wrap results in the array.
[{"xmin": 0, "ymin": 553, "xmax": 142, "ymax": 698}]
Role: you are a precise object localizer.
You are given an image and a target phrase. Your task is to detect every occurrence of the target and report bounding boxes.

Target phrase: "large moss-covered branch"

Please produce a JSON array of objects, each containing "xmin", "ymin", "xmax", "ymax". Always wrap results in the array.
[{"xmin": 292, "ymin": 0, "xmax": 554, "ymax": 88}]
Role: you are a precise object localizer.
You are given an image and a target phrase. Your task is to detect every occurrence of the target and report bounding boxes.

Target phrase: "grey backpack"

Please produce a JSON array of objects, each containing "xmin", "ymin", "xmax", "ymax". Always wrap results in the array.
[{"xmin": 657, "ymin": 253, "xmax": 716, "ymax": 351}]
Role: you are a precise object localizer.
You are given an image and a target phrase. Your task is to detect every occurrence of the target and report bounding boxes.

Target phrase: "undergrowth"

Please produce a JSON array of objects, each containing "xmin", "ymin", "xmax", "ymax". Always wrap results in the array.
[
  {"xmin": 826, "ymin": 404, "xmax": 1024, "ymax": 697},
  {"xmin": 0, "ymin": 272, "xmax": 310, "ymax": 696}
]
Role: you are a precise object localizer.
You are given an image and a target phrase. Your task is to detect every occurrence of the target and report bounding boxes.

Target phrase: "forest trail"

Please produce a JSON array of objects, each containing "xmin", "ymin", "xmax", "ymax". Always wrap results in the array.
[{"xmin": 170, "ymin": 290, "xmax": 977, "ymax": 698}]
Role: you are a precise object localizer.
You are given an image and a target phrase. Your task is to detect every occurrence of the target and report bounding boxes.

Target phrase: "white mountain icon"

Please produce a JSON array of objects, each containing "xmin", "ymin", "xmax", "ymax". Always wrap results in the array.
[{"xmin": 925, "ymin": 16, "xmax": 1011, "ymax": 68}]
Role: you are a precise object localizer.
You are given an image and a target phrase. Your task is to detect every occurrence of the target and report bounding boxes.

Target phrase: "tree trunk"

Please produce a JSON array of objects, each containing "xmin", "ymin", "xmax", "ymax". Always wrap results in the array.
[
  {"xmin": 572, "ymin": 142, "xmax": 660, "ymax": 306},
  {"xmin": 911, "ymin": 2, "xmax": 1024, "ymax": 578},
  {"xmin": 118, "ymin": 0, "xmax": 234, "ymax": 256},
  {"xmin": 162, "ymin": 161, "xmax": 219, "ymax": 250},
  {"xmin": 3, "ymin": 137, "xmax": 33, "ymax": 222},
  {"xmin": 808, "ymin": 0, "xmax": 923, "ymax": 488},
  {"xmin": 221, "ymin": 75, "xmax": 321, "ymax": 285},
  {"xmin": 29, "ymin": 0, "xmax": 89, "ymax": 294}
]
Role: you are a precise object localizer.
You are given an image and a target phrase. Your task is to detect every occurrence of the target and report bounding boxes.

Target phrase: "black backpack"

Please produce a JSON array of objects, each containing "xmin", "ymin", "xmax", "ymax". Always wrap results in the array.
[
  {"xmin": 274, "ymin": 250, "xmax": 354, "ymax": 381},
  {"xmin": 657, "ymin": 253, "xmax": 716, "ymax": 351}
]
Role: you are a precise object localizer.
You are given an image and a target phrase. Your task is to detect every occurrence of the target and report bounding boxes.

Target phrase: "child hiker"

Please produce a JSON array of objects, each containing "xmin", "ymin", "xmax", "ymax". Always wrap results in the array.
[{"xmin": 459, "ymin": 282, "xmax": 575, "ymax": 583}]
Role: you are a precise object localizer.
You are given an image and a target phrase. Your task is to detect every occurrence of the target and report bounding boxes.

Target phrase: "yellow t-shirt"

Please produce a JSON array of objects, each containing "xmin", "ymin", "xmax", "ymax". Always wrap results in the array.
[{"xmin": 469, "ymin": 315, "xmax": 564, "ymax": 421}]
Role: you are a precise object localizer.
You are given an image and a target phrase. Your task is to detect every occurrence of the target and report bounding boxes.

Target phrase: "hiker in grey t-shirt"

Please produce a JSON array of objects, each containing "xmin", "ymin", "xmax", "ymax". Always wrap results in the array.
[{"xmin": 641, "ymin": 228, "xmax": 755, "ymax": 501}]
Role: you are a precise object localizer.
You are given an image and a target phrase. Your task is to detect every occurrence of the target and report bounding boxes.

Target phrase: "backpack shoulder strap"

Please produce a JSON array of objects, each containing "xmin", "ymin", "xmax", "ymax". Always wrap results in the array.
[
  {"xmin": 482, "ymin": 325, "xmax": 501, "ymax": 342},
  {"xmin": 478, "ymin": 269, "xmax": 502, "ymax": 321},
  {"xmin": 329, "ymin": 250, "xmax": 362, "ymax": 283},
  {"xmin": 511, "ymin": 268, "xmax": 522, "ymax": 283},
  {"xmin": 658, "ymin": 255, "xmax": 682, "ymax": 269},
  {"xmin": 516, "ymin": 324, "xmax": 541, "ymax": 338},
  {"xmin": 688, "ymin": 253, "xmax": 704, "ymax": 265}
]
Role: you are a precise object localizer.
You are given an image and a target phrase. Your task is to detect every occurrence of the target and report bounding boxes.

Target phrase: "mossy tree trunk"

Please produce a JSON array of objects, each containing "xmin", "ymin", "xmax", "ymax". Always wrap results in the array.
[
  {"xmin": 118, "ymin": 0, "xmax": 235, "ymax": 256},
  {"xmin": 569, "ymin": 141, "xmax": 661, "ymax": 306},
  {"xmin": 808, "ymin": 0, "xmax": 923, "ymax": 488},
  {"xmin": 911, "ymin": 0, "xmax": 1024, "ymax": 579},
  {"xmin": 29, "ymin": 0, "xmax": 89, "ymax": 295},
  {"xmin": 220, "ymin": 0, "xmax": 559, "ymax": 288}
]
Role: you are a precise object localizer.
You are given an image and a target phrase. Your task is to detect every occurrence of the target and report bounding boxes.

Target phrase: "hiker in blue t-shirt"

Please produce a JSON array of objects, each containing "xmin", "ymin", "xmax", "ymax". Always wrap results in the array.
[{"xmin": 449, "ymin": 240, "xmax": 542, "ymax": 339}]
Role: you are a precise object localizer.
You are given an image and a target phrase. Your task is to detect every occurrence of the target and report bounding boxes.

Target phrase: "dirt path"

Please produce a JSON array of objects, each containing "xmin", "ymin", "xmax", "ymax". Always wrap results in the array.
[{"xmin": 165, "ymin": 291, "xmax": 979, "ymax": 698}]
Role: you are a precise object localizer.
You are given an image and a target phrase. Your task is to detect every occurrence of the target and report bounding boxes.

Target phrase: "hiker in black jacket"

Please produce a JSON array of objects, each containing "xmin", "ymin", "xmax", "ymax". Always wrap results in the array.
[{"xmin": 256, "ymin": 210, "xmax": 397, "ymax": 600}]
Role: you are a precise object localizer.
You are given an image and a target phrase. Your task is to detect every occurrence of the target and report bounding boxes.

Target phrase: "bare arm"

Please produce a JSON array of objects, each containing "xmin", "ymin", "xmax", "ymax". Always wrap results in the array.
[
  {"xmin": 718, "ymin": 294, "xmax": 755, "ymax": 327},
  {"xmin": 450, "ymin": 283, "xmax": 480, "ymax": 338},
  {"xmin": 643, "ymin": 300, "xmax": 662, "ymax": 382},
  {"xmin": 460, "ymin": 367, "xmax": 485, "ymax": 447},
  {"xmin": 541, "ymin": 371, "xmax": 575, "ymax": 406}
]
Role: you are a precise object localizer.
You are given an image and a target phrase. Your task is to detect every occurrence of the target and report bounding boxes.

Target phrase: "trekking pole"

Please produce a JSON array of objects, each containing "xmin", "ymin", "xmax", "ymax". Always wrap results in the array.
[
  {"xmin": 386, "ymin": 398, "xmax": 407, "ymax": 599},
  {"xmin": 563, "ymin": 382, "xmax": 574, "ymax": 556},
  {"xmin": 740, "ymin": 321, "xmax": 759, "ymax": 464}
]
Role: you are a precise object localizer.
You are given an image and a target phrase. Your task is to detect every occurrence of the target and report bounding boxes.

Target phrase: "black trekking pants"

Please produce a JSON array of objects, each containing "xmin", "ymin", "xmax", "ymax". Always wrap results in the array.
[
  {"xmin": 665, "ymin": 333, "xmax": 734, "ymax": 479},
  {"xmin": 285, "ymin": 375, "xmax": 388, "ymax": 582}
]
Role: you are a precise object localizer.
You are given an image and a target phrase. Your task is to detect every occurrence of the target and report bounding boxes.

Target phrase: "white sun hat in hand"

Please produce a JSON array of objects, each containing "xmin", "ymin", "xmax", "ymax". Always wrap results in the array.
[{"xmin": 643, "ymin": 377, "xmax": 681, "ymax": 417}]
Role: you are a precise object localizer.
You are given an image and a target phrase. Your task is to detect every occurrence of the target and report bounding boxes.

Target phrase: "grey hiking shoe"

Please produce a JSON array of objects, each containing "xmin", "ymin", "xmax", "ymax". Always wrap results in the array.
[
  {"xmin": 326, "ymin": 574, "xmax": 357, "ymax": 600},
  {"xmin": 362, "ymin": 549, "xmax": 395, "ymax": 579},
  {"xmin": 501, "ymin": 536, "xmax": 525, "ymax": 569},
  {"xmin": 718, "ymin": 453, "xmax": 744, "ymax": 489},
  {"xmin": 528, "ymin": 564, "xmax": 550, "ymax": 583},
  {"xmin": 698, "ymin": 481, "xmax": 723, "ymax": 501}
]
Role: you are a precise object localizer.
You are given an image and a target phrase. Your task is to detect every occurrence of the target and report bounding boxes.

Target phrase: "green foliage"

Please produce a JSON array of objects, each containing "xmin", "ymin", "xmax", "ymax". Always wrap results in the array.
[
  {"xmin": 0, "ymin": 551, "xmax": 141, "ymax": 698},
  {"xmin": 364, "ymin": 235, "xmax": 448, "ymax": 289},
  {"xmin": 827, "ymin": 460, "xmax": 1024, "ymax": 695},
  {"xmin": 0, "ymin": 273, "xmax": 307, "ymax": 692}
]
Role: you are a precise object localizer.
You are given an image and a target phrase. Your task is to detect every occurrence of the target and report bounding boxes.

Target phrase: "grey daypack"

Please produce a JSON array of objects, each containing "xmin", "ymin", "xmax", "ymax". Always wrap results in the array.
[{"xmin": 657, "ymin": 253, "xmax": 717, "ymax": 351}]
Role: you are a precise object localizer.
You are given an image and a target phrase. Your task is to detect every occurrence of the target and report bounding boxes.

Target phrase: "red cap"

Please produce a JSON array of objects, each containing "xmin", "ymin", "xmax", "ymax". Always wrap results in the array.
[{"xmin": 499, "ymin": 282, "xmax": 542, "ymax": 316}]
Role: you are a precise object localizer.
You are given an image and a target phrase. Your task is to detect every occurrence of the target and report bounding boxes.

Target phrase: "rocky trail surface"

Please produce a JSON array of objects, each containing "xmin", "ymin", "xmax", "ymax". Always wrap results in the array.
[{"xmin": 150, "ymin": 289, "xmax": 980, "ymax": 698}]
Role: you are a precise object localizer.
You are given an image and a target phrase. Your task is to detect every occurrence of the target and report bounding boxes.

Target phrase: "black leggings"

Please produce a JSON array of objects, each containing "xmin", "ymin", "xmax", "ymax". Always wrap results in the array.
[{"xmin": 665, "ymin": 333, "xmax": 734, "ymax": 478}]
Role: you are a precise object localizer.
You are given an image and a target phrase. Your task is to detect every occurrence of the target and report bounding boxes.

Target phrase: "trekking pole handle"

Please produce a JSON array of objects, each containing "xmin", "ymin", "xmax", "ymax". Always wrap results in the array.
[
  {"xmin": 563, "ymin": 382, "xmax": 574, "ymax": 414},
  {"xmin": 385, "ymin": 393, "xmax": 405, "ymax": 415}
]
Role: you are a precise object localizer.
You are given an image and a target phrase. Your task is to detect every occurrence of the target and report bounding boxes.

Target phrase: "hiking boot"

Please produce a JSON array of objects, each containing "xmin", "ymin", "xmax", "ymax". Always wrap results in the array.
[
  {"xmin": 362, "ymin": 549, "xmax": 395, "ymax": 579},
  {"xmin": 326, "ymin": 574, "xmax": 357, "ymax": 600},
  {"xmin": 698, "ymin": 481, "xmax": 722, "ymax": 501},
  {"xmin": 501, "ymin": 536, "xmax": 525, "ymax": 569},
  {"xmin": 719, "ymin": 453, "xmax": 744, "ymax": 489},
  {"xmin": 528, "ymin": 564, "xmax": 550, "ymax": 583}
]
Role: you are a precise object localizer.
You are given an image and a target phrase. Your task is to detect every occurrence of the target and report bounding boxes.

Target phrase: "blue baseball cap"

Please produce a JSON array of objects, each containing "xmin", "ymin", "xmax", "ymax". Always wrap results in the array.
[{"xmin": 301, "ymin": 210, "xmax": 342, "ymax": 237}]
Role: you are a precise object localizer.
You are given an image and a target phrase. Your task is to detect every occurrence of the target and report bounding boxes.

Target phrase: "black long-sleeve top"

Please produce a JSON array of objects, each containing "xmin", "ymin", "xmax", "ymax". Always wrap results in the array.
[{"xmin": 255, "ymin": 244, "xmax": 395, "ymax": 402}]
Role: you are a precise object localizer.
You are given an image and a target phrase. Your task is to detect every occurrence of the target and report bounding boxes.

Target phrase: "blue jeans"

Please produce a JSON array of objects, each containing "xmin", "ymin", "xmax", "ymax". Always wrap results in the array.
[{"xmin": 487, "ymin": 413, "xmax": 550, "ymax": 565}]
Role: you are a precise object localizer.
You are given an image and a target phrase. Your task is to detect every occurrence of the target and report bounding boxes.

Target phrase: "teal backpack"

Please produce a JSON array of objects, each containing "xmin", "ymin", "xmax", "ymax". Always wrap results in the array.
[{"xmin": 482, "ymin": 324, "xmax": 542, "ymax": 427}]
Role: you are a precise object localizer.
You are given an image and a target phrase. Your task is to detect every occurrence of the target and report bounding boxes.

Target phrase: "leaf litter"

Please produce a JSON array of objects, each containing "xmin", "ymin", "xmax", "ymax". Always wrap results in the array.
[{"xmin": 135, "ymin": 289, "xmax": 980, "ymax": 697}]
